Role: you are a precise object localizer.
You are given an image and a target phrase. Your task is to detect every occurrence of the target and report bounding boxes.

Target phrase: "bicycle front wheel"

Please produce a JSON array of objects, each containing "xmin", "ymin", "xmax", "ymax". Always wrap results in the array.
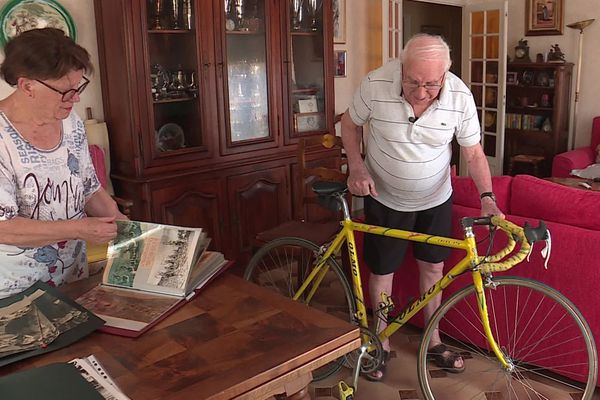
[
  {"xmin": 244, "ymin": 237, "xmax": 356, "ymax": 380},
  {"xmin": 418, "ymin": 277, "xmax": 597, "ymax": 400}
]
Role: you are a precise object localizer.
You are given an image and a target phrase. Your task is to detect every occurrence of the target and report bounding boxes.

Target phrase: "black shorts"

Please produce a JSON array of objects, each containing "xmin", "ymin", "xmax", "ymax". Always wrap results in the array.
[{"xmin": 363, "ymin": 196, "xmax": 453, "ymax": 275}]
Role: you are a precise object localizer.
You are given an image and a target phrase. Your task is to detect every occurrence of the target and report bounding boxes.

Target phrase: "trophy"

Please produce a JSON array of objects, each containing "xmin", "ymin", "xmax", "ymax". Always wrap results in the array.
[
  {"xmin": 182, "ymin": 0, "xmax": 192, "ymax": 29},
  {"xmin": 185, "ymin": 71, "xmax": 198, "ymax": 97},
  {"xmin": 171, "ymin": 0, "xmax": 181, "ymax": 29},
  {"xmin": 291, "ymin": 0, "xmax": 303, "ymax": 31},
  {"xmin": 150, "ymin": 64, "xmax": 169, "ymax": 100},
  {"xmin": 151, "ymin": 0, "xmax": 165, "ymax": 30},
  {"xmin": 305, "ymin": 0, "xmax": 319, "ymax": 31},
  {"xmin": 234, "ymin": 0, "xmax": 245, "ymax": 30},
  {"xmin": 224, "ymin": 0, "xmax": 235, "ymax": 30}
]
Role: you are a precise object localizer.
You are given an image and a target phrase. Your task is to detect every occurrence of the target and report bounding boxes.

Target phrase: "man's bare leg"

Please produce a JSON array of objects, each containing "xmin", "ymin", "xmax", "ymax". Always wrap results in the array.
[
  {"xmin": 417, "ymin": 260, "xmax": 464, "ymax": 370},
  {"xmin": 369, "ymin": 272, "xmax": 394, "ymax": 353},
  {"xmin": 366, "ymin": 271, "xmax": 394, "ymax": 380}
]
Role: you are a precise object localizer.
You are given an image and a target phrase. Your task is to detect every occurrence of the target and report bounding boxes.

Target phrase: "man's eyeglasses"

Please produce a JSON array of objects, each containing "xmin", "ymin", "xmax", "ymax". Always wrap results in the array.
[
  {"xmin": 402, "ymin": 73, "xmax": 445, "ymax": 91},
  {"xmin": 35, "ymin": 76, "xmax": 90, "ymax": 102}
]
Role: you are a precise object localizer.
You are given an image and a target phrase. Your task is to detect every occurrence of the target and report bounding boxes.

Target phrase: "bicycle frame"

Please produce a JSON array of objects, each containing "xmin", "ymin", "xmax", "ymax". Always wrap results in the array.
[{"xmin": 292, "ymin": 215, "xmax": 512, "ymax": 369}]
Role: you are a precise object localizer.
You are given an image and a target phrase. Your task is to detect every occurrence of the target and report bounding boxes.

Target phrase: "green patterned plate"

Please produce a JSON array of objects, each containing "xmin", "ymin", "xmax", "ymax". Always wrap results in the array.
[{"xmin": 0, "ymin": 0, "xmax": 76, "ymax": 47}]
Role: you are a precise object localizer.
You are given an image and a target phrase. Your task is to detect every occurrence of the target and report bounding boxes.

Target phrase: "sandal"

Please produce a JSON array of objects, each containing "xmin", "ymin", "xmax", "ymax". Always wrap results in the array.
[
  {"xmin": 428, "ymin": 344, "xmax": 465, "ymax": 373},
  {"xmin": 364, "ymin": 350, "xmax": 390, "ymax": 382}
]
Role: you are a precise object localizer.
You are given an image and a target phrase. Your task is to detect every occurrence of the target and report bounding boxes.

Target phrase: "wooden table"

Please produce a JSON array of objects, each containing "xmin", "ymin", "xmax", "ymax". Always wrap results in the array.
[
  {"xmin": 545, "ymin": 177, "xmax": 600, "ymax": 191},
  {"xmin": 0, "ymin": 274, "xmax": 360, "ymax": 399}
]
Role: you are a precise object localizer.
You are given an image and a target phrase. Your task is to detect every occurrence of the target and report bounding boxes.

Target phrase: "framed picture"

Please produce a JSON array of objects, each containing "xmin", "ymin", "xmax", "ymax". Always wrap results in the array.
[
  {"xmin": 506, "ymin": 72, "xmax": 519, "ymax": 85},
  {"xmin": 294, "ymin": 112, "xmax": 324, "ymax": 133},
  {"xmin": 0, "ymin": 0, "xmax": 77, "ymax": 47},
  {"xmin": 334, "ymin": 50, "xmax": 346, "ymax": 77},
  {"xmin": 298, "ymin": 96, "xmax": 318, "ymax": 113},
  {"xmin": 525, "ymin": 0, "xmax": 564, "ymax": 36},
  {"xmin": 332, "ymin": 0, "xmax": 345, "ymax": 44}
]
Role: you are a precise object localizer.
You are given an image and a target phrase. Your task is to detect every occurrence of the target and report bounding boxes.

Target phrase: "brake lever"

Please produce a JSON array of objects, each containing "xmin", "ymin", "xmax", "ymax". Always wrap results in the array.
[{"xmin": 540, "ymin": 230, "xmax": 551, "ymax": 269}]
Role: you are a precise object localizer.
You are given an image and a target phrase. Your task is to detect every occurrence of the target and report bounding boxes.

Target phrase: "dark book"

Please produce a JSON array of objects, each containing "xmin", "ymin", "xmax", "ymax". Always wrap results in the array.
[{"xmin": 0, "ymin": 282, "xmax": 104, "ymax": 368}]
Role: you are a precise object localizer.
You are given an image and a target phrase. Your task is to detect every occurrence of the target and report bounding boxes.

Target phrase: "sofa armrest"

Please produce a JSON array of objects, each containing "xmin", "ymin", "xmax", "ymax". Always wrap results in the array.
[{"xmin": 551, "ymin": 147, "xmax": 595, "ymax": 178}]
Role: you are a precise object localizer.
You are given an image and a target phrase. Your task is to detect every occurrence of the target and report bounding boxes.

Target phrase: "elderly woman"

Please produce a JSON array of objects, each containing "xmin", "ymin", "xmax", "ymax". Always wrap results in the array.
[{"xmin": 0, "ymin": 28, "xmax": 126, "ymax": 299}]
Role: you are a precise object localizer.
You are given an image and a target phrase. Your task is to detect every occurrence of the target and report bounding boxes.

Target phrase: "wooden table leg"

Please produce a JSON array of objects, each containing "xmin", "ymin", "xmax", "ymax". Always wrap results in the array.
[
  {"xmin": 283, "ymin": 372, "xmax": 313, "ymax": 400},
  {"xmin": 286, "ymin": 386, "xmax": 311, "ymax": 400}
]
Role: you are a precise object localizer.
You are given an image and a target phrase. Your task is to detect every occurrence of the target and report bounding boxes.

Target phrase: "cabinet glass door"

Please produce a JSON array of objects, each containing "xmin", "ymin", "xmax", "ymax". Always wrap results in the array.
[
  {"xmin": 146, "ymin": 0, "xmax": 204, "ymax": 156},
  {"xmin": 224, "ymin": 0, "xmax": 270, "ymax": 143},
  {"xmin": 288, "ymin": 0, "xmax": 327, "ymax": 136}
]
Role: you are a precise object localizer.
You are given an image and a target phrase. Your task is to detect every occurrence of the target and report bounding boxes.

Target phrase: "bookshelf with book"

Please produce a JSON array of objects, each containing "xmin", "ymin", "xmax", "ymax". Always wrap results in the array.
[{"xmin": 504, "ymin": 62, "xmax": 573, "ymax": 176}]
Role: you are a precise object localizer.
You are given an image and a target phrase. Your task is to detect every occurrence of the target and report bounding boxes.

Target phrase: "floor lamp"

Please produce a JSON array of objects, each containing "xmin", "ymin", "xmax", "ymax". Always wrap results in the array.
[{"xmin": 566, "ymin": 19, "xmax": 595, "ymax": 150}]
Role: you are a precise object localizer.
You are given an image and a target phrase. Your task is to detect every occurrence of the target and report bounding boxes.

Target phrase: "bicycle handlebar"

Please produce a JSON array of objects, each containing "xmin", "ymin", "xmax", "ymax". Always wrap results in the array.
[{"xmin": 470, "ymin": 216, "xmax": 549, "ymax": 274}]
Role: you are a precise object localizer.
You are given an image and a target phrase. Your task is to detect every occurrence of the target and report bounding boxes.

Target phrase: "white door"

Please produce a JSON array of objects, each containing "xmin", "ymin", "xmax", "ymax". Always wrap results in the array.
[{"xmin": 460, "ymin": 1, "xmax": 508, "ymax": 176}]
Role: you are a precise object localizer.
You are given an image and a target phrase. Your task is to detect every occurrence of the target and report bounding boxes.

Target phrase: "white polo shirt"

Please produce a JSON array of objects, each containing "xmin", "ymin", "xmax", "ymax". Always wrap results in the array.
[{"xmin": 348, "ymin": 59, "xmax": 481, "ymax": 212}]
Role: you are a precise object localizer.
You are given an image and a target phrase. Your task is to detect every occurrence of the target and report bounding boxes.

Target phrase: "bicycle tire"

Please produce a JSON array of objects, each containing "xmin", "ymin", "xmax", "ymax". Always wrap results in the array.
[
  {"xmin": 244, "ymin": 237, "xmax": 357, "ymax": 381},
  {"xmin": 417, "ymin": 277, "xmax": 597, "ymax": 400}
]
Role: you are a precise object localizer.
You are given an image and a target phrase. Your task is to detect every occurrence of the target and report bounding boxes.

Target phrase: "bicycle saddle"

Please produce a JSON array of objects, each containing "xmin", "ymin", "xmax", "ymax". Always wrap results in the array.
[{"xmin": 312, "ymin": 181, "xmax": 348, "ymax": 196}]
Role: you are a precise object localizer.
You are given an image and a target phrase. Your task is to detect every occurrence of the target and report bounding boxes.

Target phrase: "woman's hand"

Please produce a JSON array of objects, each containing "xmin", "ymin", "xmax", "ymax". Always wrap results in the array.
[{"xmin": 79, "ymin": 216, "xmax": 118, "ymax": 244}]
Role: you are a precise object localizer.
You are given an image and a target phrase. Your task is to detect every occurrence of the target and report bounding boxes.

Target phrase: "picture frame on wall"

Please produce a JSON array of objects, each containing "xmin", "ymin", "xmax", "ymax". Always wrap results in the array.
[
  {"xmin": 334, "ymin": 50, "xmax": 346, "ymax": 77},
  {"xmin": 525, "ymin": 0, "xmax": 564, "ymax": 36},
  {"xmin": 0, "ymin": 0, "xmax": 77, "ymax": 47},
  {"xmin": 332, "ymin": 0, "xmax": 345, "ymax": 44}
]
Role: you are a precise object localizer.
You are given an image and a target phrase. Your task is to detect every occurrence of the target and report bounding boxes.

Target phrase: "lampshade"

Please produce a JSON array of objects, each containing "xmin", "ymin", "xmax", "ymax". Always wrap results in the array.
[{"xmin": 567, "ymin": 19, "xmax": 595, "ymax": 32}]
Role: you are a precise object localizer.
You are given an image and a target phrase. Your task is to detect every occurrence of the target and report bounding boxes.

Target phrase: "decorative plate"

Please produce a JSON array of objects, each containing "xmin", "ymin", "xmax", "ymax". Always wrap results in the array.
[
  {"xmin": 0, "ymin": 0, "xmax": 76, "ymax": 47},
  {"xmin": 156, "ymin": 123, "xmax": 185, "ymax": 152}
]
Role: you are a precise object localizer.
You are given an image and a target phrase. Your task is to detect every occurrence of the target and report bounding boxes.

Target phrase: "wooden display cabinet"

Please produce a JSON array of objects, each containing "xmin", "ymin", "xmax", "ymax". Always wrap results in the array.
[
  {"xmin": 94, "ymin": 0, "xmax": 335, "ymax": 261},
  {"xmin": 504, "ymin": 62, "xmax": 573, "ymax": 177}
]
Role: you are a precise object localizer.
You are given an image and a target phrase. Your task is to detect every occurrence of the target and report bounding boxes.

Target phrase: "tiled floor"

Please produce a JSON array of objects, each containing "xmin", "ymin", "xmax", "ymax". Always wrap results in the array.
[{"xmin": 309, "ymin": 324, "xmax": 600, "ymax": 400}]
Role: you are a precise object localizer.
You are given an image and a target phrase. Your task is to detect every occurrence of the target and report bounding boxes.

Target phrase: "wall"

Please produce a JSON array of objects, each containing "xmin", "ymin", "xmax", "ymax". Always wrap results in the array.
[
  {"xmin": 334, "ymin": 0, "xmax": 382, "ymax": 115},
  {"xmin": 504, "ymin": 0, "xmax": 599, "ymax": 148},
  {"xmin": 0, "ymin": 0, "xmax": 104, "ymax": 121}
]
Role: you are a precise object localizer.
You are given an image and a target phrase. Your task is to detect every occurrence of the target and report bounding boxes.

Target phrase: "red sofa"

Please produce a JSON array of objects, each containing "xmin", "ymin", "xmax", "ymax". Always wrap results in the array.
[
  {"xmin": 552, "ymin": 116, "xmax": 600, "ymax": 177},
  {"xmin": 356, "ymin": 174, "xmax": 600, "ymax": 382}
]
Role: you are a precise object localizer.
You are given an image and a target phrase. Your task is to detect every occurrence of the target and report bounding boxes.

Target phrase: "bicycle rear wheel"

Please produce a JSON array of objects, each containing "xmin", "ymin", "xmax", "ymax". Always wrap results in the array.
[
  {"xmin": 418, "ymin": 277, "xmax": 597, "ymax": 400},
  {"xmin": 244, "ymin": 237, "xmax": 356, "ymax": 381}
]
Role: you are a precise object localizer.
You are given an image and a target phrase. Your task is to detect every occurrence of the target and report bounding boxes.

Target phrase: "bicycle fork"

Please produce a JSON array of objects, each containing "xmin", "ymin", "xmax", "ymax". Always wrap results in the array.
[{"xmin": 473, "ymin": 272, "xmax": 514, "ymax": 371}]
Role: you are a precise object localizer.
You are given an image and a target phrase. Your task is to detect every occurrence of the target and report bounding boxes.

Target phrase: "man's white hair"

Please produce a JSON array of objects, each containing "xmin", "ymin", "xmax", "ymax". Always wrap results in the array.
[{"xmin": 400, "ymin": 34, "xmax": 452, "ymax": 71}]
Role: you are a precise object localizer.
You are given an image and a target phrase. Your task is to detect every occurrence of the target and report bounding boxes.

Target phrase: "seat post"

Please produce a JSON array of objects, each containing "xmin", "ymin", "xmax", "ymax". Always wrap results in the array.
[{"xmin": 338, "ymin": 193, "xmax": 352, "ymax": 221}]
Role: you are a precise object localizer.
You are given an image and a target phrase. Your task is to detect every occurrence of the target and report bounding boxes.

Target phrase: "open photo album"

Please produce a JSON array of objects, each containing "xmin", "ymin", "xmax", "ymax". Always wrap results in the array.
[{"xmin": 76, "ymin": 221, "xmax": 230, "ymax": 337}]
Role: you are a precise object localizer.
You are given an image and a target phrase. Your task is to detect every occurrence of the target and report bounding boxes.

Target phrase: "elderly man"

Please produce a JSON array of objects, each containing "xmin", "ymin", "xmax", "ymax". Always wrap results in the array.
[{"xmin": 341, "ymin": 33, "xmax": 503, "ymax": 381}]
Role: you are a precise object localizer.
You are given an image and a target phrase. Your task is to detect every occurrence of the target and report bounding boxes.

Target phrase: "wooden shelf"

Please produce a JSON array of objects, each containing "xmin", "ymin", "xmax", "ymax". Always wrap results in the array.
[
  {"xmin": 153, "ymin": 96, "xmax": 197, "ymax": 104},
  {"xmin": 148, "ymin": 29, "xmax": 195, "ymax": 34}
]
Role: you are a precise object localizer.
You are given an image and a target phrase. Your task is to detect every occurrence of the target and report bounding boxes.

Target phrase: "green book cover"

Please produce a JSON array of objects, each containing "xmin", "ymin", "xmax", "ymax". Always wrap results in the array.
[{"xmin": 0, "ymin": 363, "xmax": 104, "ymax": 400}]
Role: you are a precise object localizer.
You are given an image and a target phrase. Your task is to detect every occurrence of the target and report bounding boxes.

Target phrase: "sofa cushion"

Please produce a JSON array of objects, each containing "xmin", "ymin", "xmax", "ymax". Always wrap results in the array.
[
  {"xmin": 451, "ymin": 175, "xmax": 512, "ymax": 214},
  {"xmin": 510, "ymin": 174, "xmax": 600, "ymax": 230}
]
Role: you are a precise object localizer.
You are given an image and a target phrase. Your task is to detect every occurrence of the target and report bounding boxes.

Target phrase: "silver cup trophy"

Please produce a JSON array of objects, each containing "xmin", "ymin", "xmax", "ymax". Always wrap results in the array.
[
  {"xmin": 182, "ymin": 0, "xmax": 192, "ymax": 29},
  {"xmin": 291, "ymin": 0, "xmax": 303, "ymax": 31},
  {"xmin": 306, "ymin": 0, "xmax": 319, "ymax": 31},
  {"xmin": 151, "ymin": 0, "xmax": 165, "ymax": 30},
  {"xmin": 171, "ymin": 0, "xmax": 181, "ymax": 29}
]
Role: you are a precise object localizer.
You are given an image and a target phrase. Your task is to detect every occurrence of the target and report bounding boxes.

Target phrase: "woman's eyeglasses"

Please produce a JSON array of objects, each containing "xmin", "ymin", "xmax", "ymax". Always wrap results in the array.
[{"xmin": 35, "ymin": 76, "xmax": 90, "ymax": 102}]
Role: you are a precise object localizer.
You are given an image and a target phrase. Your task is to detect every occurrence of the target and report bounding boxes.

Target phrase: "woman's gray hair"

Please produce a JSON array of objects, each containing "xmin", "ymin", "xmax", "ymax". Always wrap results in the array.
[{"xmin": 400, "ymin": 34, "xmax": 452, "ymax": 71}]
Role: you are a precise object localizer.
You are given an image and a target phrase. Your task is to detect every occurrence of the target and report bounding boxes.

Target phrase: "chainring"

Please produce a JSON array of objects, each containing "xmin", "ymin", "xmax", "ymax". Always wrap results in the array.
[{"xmin": 344, "ymin": 326, "xmax": 384, "ymax": 374}]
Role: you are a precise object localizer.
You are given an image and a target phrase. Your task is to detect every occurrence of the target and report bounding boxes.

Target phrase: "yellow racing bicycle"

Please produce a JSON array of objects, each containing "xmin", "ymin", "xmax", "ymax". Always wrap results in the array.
[{"xmin": 244, "ymin": 180, "xmax": 597, "ymax": 399}]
